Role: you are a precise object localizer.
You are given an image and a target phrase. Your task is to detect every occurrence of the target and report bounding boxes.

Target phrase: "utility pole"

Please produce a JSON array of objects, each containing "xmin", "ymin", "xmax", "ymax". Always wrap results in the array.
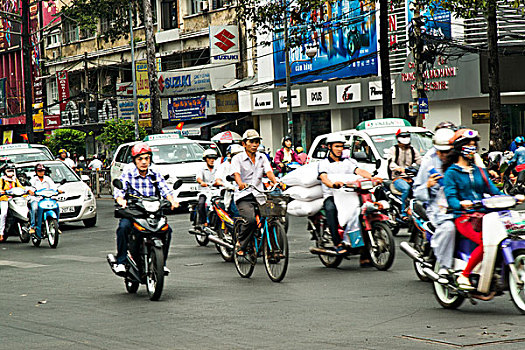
[
  {"xmin": 283, "ymin": 5, "xmax": 293, "ymax": 145},
  {"xmin": 22, "ymin": 0, "xmax": 33, "ymax": 142},
  {"xmin": 142, "ymin": 0, "xmax": 162, "ymax": 134},
  {"xmin": 84, "ymin": 52, "xmax": 90, "ymax": 124},
  {"xmin": 129, "ymin": 4, "xmax": 139, "ymax": 140},
  {"xmin": 412, "ymin": 0, "xmax": 425, "ymax": 127}
]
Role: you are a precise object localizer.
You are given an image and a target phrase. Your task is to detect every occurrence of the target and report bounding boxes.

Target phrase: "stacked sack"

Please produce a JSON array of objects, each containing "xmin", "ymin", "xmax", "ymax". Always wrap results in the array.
[{"xmin": 281, "ymin": 163, "xmax": 324, "ymax": 217}]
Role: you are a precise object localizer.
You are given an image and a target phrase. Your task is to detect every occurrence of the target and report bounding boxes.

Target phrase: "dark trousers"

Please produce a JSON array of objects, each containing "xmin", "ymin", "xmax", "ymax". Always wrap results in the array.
[
  {"xmin": 323, "ymin": 196, "xmax": 341, "ymax": 246},
  {"xmin": 197, "ymin": 194, "xmax": 207, "ymax": 225},
  {"xmin": 236, "ymin": 195, "xmax": 258, "ymax": 250},
  {"xmin": 116, "ymin": 218, "xmax": 172, "ymax": 265}
]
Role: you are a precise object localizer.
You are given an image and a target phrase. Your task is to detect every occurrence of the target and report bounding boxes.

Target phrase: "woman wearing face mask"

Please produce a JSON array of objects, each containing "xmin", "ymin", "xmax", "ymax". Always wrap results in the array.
[
  {"xmin": 0, "ymin": 165, "xmax": 26, "ymax": 241},
  {"xmin": 443, "ymin": 129, "xmax": 502, "ymax": 290}
]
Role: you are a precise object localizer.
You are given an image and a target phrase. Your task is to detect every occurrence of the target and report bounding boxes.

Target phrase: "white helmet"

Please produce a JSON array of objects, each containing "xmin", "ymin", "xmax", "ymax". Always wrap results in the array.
[
  {"xmin": 230, "ymin": 144, "xmax": 244, "ymax": 155},
  {"xmin": 433, "ymin": 128, "xmax": 456, "ymax": 151},
  {"xmin": 202, "ymin": 149, "xmax": 218, "ymax": 159},
  {"xmin": 326, "ymin": 133, "xmax": 346, "ymax": 145}
]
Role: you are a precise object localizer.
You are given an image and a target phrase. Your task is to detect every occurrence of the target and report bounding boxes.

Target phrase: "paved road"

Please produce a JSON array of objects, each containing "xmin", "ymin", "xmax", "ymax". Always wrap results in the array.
[{"xmin": 1, "ymin": 200, "xmax": 525, "ymax": 350}]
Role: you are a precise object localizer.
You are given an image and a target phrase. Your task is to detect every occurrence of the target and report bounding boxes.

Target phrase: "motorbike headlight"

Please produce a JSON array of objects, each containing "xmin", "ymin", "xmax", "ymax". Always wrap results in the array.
[
  {"xmin": 482, "ymin": 195, "xmax": 516, "ymax": 209},
  {"xmin": 360, "ymin": 180, "xmax": 373, "ymax": 190},
  {"xmin": 85, "ymin": 188, "xmax": 93, "ymax": 201},
  {"xmin": 142, "ymin": 200, "xmax": 160, "ymax": 213}
]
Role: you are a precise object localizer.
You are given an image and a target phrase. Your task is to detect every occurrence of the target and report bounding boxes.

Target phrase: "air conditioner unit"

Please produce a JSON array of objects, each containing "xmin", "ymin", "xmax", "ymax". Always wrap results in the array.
[{"xmin": 199, "ymin": 0, "xmax": 209, "ymax": 12}]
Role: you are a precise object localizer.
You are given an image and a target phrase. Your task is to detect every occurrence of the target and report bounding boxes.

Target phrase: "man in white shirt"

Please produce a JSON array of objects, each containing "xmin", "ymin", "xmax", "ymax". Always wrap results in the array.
[
  {"xmin": 231, "ymin": 129, "xmax": 278, "ymax": 256},
  {"xmin": 88, "ymin": 155, "xmax": 103, "ymax": 171},
  {"xmin": 57, "ymin": 149, "xmax": 76, "ymax": 169}
]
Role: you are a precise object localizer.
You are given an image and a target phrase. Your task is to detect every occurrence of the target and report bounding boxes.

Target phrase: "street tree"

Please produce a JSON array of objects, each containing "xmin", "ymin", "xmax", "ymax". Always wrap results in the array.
[
  {"xmin": 43, "ymin": 129, "xmax": 86, "ymax": 156},
  {"xmin": 62, "ymin": 0, "xmax": 162, "ymax": 133},
  {"xmin": 97, "ymin": 118, "xmax": 147, "ymax": 151},
  {"xmin": 434, "ymin": 0, "xmax": 525, "ymax": 150},
  {"xmin": 237, "ymin": 0, "xmax": 399, "ymax": 119}
]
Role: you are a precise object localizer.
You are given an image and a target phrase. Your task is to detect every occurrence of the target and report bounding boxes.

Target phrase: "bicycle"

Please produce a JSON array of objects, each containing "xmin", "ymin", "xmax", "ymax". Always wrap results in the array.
[{"xmin": 233, "ymin": 184, "xmax": 290, "ymax": 282}]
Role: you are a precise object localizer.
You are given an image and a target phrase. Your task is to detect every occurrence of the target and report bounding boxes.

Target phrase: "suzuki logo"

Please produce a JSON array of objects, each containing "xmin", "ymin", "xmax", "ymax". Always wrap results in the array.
[
  {"xmin": 158, "ymin": 76, "xmax": 165, "ymax": 92},
  {"xmin": 214, "ymin": 29, "xmax": 235, "ymax": 52}
]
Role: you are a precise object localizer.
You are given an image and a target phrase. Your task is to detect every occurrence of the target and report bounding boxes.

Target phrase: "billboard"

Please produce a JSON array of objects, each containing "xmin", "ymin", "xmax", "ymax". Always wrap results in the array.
[
  {"xmin": 273, "ymin": 0, "xmax": 377, "ymax": 85},
  {"xmin": 406, "ymin": 0, "xmax": 451, "ymax": 39},
  {"xmin": 167, "ymin": 96, "xmax": 207, "ymax": 121},
  {"xmin": 210, "ymin": 26, "xmax": 239, "ymax": 64}
]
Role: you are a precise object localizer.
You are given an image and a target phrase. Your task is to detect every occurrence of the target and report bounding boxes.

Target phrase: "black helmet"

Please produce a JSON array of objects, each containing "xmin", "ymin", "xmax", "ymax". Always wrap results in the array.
[
  {"xmin": 3, "ymin": 164, "xmax": 15, "ymax": 173},
  {"xmin": 282, "ymin": 135, "xmax": 292, "ymax": 146}
]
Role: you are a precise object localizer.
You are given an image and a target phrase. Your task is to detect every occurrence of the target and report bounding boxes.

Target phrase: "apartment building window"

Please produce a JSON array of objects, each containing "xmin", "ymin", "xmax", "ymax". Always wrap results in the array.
[
  {"xmin": 211, "ymin": 0, "xmax": 224, "ymax": 10},
  {"xmin": 46, "ymin": 30, "xmax": 61, "ymax": 48},
  {"xmin": 49, "ymin": 78, "xmax": 58, "ymax": 104},
  {"xmin": 161, "ymin": 0, "xmax": 178, "ymax": 29},
  {"xmin": 190, "ymin": 0, "xmax": 202, "ymax": 15},
  {"xmin": 63, "ymin": 20, "xmax": 79, "ymax": 44},
  {"xmin": 80, "ymin": 27, "xmax": 95, "ymax": 40},
  {"xmin": 100, "ymin": 17, "xmax": 110, "ymax": 34}
]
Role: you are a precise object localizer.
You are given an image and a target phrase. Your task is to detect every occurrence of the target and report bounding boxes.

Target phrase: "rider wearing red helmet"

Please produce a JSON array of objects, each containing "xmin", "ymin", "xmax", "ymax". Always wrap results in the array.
[{"xmin": 112, "ymin": 142, "xmax": 179, "ymax": 275}]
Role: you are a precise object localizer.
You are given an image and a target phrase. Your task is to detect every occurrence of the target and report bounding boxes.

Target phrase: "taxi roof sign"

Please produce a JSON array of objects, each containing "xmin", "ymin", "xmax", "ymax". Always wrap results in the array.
[
  {"xmin": 0, "ymin": 144, "xmax": 31, "ymax": 151},
  {"xmin": 143, "ymin": 133, "xmax": 185, "ymax": 142},
  {"xmin": 356, "ymin": 118, "xmax": 411, "ymax": 131}
]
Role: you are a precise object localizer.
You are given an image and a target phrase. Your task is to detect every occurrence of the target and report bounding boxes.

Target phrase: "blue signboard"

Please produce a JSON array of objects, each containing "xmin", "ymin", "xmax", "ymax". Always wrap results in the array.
[
  {"xmin": 167, "ymin": 96, "xmax": 207, "ymax": 121},
  {"xmin": 418, "ymin": 97, "xmax": 429, "ymax": 114},
  {"xmin": 273, "ymin": 0, "xmax": 378, "ymax": 85},
  {"xmin": 407, "ymin": 1, "xmax": 451, "ymax": 39}
]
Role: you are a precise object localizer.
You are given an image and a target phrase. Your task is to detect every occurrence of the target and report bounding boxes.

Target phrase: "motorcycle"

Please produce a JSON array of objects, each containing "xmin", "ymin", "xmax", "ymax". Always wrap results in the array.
[
  {"xmin": 405, "ymin": 198, "xmax": 436, "ymax": 282},
  {"xmin": 32, "ymin": 188, "xmax": 61, "ymax": 248},
  {"xmin": 188, "ymin": 183, "xmax": 236, "ymax": 262},
  {"xmin": 378, "ymin": 166, "xmax": 419, "ymax": 236},
  {"xmin": 188, "ymin": 183, "xmax": 222, "ymax": 247},
  {"xmin": 401, "ymin": 195, "xmax": 525, "ymax": 313},
  {"xmin": 308, "ymin": 178, "xmax": 396, "ymax": 270},
  {"xmin": 107, "ymin": 179, "xmax": 182, "ymax": 301},
  {"xmin": 2, "ymin": 187, "xmax": 30, "ymax": 243}
]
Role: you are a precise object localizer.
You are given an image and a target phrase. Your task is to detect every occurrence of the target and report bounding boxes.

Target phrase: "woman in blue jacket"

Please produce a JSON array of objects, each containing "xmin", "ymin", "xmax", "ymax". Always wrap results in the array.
[{"xmin": 443, "ymin": 129, "xmax": 501, "ymax": 290}]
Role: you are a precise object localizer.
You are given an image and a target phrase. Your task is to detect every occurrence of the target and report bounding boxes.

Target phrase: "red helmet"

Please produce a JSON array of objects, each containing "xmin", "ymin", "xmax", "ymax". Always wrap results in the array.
[{"xmin": 131, "ymin": 142, "xmax": 152, "ymax": 158}]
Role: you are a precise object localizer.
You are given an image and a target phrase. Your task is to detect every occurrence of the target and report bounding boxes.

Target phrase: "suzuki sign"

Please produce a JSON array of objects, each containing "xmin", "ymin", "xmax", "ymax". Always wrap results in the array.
[{"xmin": 210, "ymin": 26, "xmax": 239, "ymax": 64}]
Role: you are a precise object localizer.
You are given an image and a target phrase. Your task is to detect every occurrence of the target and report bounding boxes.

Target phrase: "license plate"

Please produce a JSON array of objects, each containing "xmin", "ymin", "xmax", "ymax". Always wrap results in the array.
[
  {"xmin": 60, "ymin": 206, "xmax": 75, "ymax": 214},
  {"xmin": 189, "ymin": 186, "xmax": 199, "ymax": 191}
]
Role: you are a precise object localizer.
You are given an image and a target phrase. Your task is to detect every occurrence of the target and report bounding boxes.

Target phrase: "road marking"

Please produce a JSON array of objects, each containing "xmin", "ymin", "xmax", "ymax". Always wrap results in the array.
[
  {"xmin": 0, "ymin": 260, "xmax": 47, "ymax": 268},
  {"xmin": 46, "ymin": 255, "xmax": 101, "ymax": 263}
]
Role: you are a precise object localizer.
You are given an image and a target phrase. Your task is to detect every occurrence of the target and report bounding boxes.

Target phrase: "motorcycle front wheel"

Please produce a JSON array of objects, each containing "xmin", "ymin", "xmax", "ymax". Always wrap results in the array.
[
  {"xmin": 18, "ymin": 223, "xmax": 30, "ymax": 243},
  {"xmin": 368, "ymin": 221, "xmax": 395, "ymax": 271},
  {"xmin": 509, "ymin": 250, "xmax": 525, "ymax": 314},
  {"xmin": 146, "ymin": 246, "xmax": 165, "ymax": 301},
  {"xmin": 46, "ymin": 218, "xmax": 59, "ymax": 248}
]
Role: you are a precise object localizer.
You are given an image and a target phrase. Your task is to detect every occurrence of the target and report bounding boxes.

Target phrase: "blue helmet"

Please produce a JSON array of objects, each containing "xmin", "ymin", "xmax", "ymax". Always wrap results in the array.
[{"xmin": 515, "ymin": 136, "xmax": 525, "ymax": 145}]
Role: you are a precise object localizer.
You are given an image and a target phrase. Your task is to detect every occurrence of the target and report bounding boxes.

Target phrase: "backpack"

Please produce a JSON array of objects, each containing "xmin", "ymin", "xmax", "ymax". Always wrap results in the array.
[{"xmin": 387, "ymin": 145, "xmax": 416, "ymax": 179}]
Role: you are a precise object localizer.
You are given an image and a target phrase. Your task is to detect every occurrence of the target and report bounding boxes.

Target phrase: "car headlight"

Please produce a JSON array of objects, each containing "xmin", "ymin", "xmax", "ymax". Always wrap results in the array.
[{"xmin": 85, "ymin": 188, "xmax": 94, "ymax": 201}]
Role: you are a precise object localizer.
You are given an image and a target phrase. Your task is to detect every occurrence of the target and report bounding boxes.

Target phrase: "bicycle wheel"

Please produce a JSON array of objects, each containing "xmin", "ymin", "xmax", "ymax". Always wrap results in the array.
[
  {"xmin": 233, "ymin": 220, "xmax": 255, "ymax": 278},
  {"xmin": 263, "ymin": 220, "xmax": 289, "ymax": 282}
]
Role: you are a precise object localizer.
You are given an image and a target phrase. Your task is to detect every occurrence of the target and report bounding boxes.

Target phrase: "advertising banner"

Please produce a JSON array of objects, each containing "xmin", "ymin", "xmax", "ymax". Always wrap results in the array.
[
  {"xmin": 273, "ymin": 0, "xmax": 378, "ymax": 85},
  {"xmin": 158, "ymin": 70, "xmax": 212, "ymax": 97},
  {"xmin": 2, "ymin": 130, "xmax": 12, "ymax": 144},
  {"xmin": 406, "ymin": 0, "xmax": 451, "ymax": 39},
  {"xmin": 44, "ymin": 115, "xmax": 61, "ymax": 130},
  {"xmin": 136, "ymin": 60, "xmax": 151, "ymax": 119},
  {"xmin": 56, "ymin": 71, "xmax": 70, "ymax": 112},
  {"xmin": 210, "ymin": 26, "xmax": 239, "ymax": 64},
  {"xmin": 0, "ymin": 1, "xmax": 21, "ymax": 51},
  {"xmin": 167, "ymin": 96, "xmax": 207, "ymax": 121},
  {"xmin": 216, "ymin": 93, "xmax": 239, "ymax": 113},
  {"xmin": 33, "ymin": 103, "xmax": 44, "ymax": 132}
]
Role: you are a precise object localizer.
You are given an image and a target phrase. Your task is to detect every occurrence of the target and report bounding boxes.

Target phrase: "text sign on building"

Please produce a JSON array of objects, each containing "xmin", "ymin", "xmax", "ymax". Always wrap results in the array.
[
  {"xmin": 278, "ymin": 90, "xmax": 300, "ymax": 108},
  {"xmin": 306, "ymin": 87, "xmax": 329, "ymax": 106},
  {"xmin": 167, "ymin": 96, "xmax": 207, "ymax": 121},
  {"xmin": 336, "ymin": 84, "xmax": 361, "ymax": 103},
  {"xmin": 368, "ymin": 81, "xmax": 396, "ymax": 101},
  {"xmin": 136, "ymin": 60, "xmax": 151, "ymax": 120},
  {"xmin": 158, "ymin": 71, "xmax": 212, "ymax": 97},
  {"xmin": 210, "ymin": 26, "xmax": 239, "ymax": 64},
  {"xmin": 56, "ymin": 71, "xmax": 70, "ymax": 112},
  {"xmin": 252, "ymin": 92, "xmax": 273, "ymax": 110}
]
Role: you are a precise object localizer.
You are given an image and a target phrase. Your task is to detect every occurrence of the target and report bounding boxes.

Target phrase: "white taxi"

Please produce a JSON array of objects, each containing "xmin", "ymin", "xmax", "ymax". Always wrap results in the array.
[
  {"xmin": 0, "ymin": 144, "xmax": 54, "ymax": 164},
  {"xmin": 110, "ymin": 133, "xmax": 206, "ymax": 205},
  {"xmin": 307, "ymin": 118, "xmax": 434, "ymax": 178}
]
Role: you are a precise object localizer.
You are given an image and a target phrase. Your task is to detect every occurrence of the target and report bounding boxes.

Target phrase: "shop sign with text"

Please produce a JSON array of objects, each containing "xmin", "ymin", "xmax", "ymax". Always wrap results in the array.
[
  {"xmin": 167, "ymin": 96, "xmax": 207, "ymax": 121},
  {"xmin": 56, "ymin": 71, "xmax": 70, "ymax": 112},
  {"xmin": 306, "ymin": 87, "xmax": 329, "ymax": 106},
  {"xmin": 252, "ymin": 92, "xmax": 273, "ymax": 110},
  {"xmin": 336, "ymin": 83, "xmax": 361, "ymax": 103},
  {"xmin": 278, "ymin": 90, "xmax": 300, "ymax": 108},
  {"xmin": 368, "ymin": 81, "xmax": 396, "ymax": 101}
]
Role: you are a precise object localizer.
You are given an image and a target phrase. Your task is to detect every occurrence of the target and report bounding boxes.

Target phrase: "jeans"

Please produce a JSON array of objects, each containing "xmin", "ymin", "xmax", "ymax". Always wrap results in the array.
[
  {"xmin": 116, "ymin": 218, "xmax": 172, "ymax": 265},
  {"xmin": 236, "ymin": 195, "xmax": 258, "ymax": 250},
  {"xmin": 29, "ymin": 200, "xmax": 39, "ymax": 228},
  {"xmin": 393, "ymin": 178, "xmax": 412, "ymax": 217},
  {"xmin": 323, "ymin": 196, "xmax": 341, "ymax": 246},
  {"xmin": 197, "ymin": 194, "xmax": 207, "ymax": 225}
]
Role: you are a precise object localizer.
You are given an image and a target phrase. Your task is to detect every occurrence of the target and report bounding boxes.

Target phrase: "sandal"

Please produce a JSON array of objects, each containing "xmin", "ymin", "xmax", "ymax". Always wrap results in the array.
[
  {"xmin": 360, "ymin": 259, "xmax": 373, "ymax": 268},
  {"xmin": 457, "ymin": 274, "xmax": 475, "ymax": 291},
  {"xmin": 335, "ymin": 244, "xmax": 347, "ymax": 255},
  {"xmin": 235, "ymin": 242, "xmax": 245, "ymax": 257}
]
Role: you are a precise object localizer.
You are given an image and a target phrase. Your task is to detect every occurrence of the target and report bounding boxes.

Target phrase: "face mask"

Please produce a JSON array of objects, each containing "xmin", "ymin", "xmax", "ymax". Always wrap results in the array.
[
  {"xmin": 461, "ymin": 145, "xmax": 477, "ymax": 159},
  {"xmin": 398, "ymin": 137, "xmax": 411, "ymax": 145}
]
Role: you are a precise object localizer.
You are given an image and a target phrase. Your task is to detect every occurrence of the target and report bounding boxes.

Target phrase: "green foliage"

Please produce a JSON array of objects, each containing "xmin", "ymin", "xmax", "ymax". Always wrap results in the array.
[
  {"xmin": 421, "ymin": 0, "xmax": 525, "ymax": 18},
  {"xmin": 62, "ymin": 0, "xmax": 143, "ymax": 42},
  {"xmin": 43, "ymin": 129, "xmax": 86, "ymax": 156},
  {"xmin": 96, "ymin": 118, "xmax": 147, "ymax": 151}
]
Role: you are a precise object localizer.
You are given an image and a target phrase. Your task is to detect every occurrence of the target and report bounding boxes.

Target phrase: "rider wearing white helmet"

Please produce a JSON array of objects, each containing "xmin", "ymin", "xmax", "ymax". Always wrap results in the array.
[
  {"xmin": 195, "ymin": 148, "xmax": 220, "ymax": 228},
  {"xmin": 318, "ymin": 133, "xmax": 373, "ymax": 257},
  {"xmin": 413, "ymin": 124, "xmax": 456, "ymax": 273}
]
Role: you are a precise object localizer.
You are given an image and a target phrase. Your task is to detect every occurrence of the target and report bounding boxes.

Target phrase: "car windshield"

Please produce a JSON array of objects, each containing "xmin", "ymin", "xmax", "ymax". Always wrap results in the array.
[
  {"xmin": 371, "ymin": 131, "xmax": 434, "ymax": 157},
  {"xmin": 17, "ymin": 163, "xmax": 80, "ymax": 184},
  {"xmin": 0, "ymin": 151, "xmax": 52, "ymax": 164},
  {"xmin": 150, "ymin": 143, "xmax": 205, "ymax": 164}
]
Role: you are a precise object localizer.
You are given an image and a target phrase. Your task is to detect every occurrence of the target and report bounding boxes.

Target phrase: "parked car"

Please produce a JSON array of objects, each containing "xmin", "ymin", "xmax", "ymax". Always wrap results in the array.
[
  {"xmin": 0, "ymin": 144, "xmax": 54, "ymax": 164},
  {"xmin": 307, "ymin": 118, "xmax": 434, "ymax": 178},
  {"xmin": 16, "ymin": 160, "xmax": 97, "ymax": 227},
  {"xmin": 110, "ymin": 134, "xmax": 207, "ymax": 205}
]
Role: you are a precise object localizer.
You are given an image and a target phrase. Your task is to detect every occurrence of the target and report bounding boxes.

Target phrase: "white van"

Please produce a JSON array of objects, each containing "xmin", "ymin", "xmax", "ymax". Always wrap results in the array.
[
  {"xmin": 110, "ymin": 134, "xmax": 207, "ymax": 204},
  {"xmin": 307, "ymin": 118, "xmax": 434, "ymax": 178}
]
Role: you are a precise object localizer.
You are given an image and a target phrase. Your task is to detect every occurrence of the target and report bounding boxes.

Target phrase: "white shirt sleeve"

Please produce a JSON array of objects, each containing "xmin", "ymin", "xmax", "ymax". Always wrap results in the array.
[{"xmin": 230, "ymin": 154, "xmax": 241, "ymax": 175}]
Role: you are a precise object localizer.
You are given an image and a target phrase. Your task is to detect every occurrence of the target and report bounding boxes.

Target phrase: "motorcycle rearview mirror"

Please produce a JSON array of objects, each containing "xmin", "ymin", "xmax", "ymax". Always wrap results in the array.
[
  {"xmin": 173, "ymin": 179, "xmax": 183, "ymax": 190},
  {"xmin": 375, "ymin": 158, "xmax": 382, "ymax": 169},
  {"xmin": 164, "ymin": 174, "xmax": 170, "ymax": 180},
  {"xmin": 60, "ymin": 179, "xmax": 67, "ymax": 185},
  {"xmin": 226, "ymin": 175, "xmax": 235, "ymax": 182},
  {"xmin": 113, "ymin": 179, "xmax": 124, "ymax": 190}
]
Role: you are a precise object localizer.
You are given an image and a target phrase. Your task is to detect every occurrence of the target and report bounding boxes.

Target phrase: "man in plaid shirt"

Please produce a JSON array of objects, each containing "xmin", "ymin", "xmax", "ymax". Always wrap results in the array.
[{"xmin": 113, "ymin": 142, "xmax": 179, "ymax": 275}]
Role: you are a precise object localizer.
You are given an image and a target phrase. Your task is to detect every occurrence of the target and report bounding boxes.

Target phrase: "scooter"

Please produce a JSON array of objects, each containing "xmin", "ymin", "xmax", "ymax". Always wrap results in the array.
[
  {"xmin": 188, "ymin": 183, "xmax": 222, "ymax": 247},
  {"xmin": 107, "ymin": 179, "xmax": 182, "ymax": 301},
  {"xmin": 2, "ymin": 187, "xmax": 30, "ymax": 243},
  {"xmin": 308, "ymin": 178, "xmax": 396, "ymax": 270},
  {"xmin": 401, "ymin": 195, "xmax": 525, "ymax": 314},
  {"xmin": 32, "ymin": 188, "xmax": 60, "ymax": 248}
]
